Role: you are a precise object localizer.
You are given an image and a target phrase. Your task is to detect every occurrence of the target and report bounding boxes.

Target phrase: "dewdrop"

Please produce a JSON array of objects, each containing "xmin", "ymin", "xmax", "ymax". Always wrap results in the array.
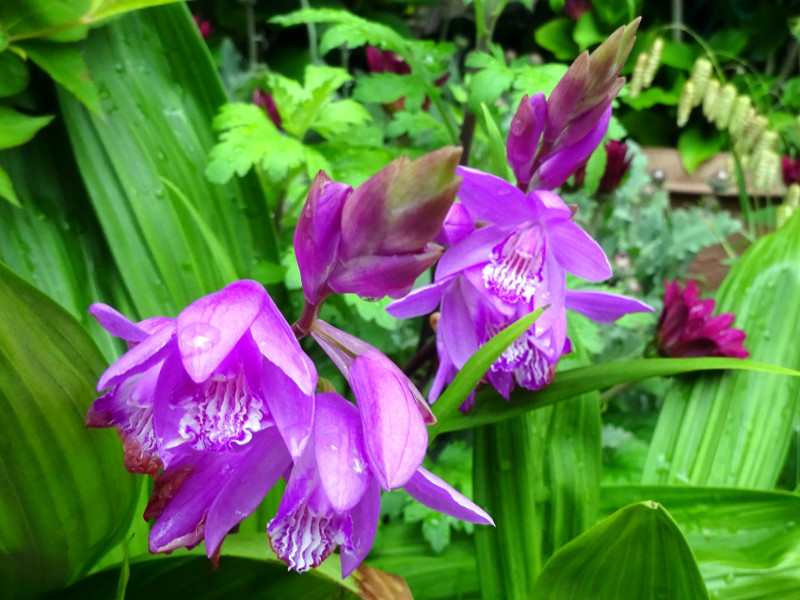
[
  {"xmin": 643, "ymin": 38, "xmax": 663, "ymax": 87},
  {"xmin": 677, "ymin": 81, "xmax": 695, "ymax": 127},
  {"xmin": 703, "ymin": 79, "xmax": 721, "ymax": 119},
  {"xmin": 728, "ymin": 95, "xmax": 752, "ymax": 137},
  {"xmin": 689, "ymin": 58, "xmax": 713, "ymax": 105},
  {"xmin": 713, "ymin": 84, "xmax": 737, "ymax": 130},
  {"xmin": 629, "ymin": 52, "xmax": 648, "ymax": 99}
]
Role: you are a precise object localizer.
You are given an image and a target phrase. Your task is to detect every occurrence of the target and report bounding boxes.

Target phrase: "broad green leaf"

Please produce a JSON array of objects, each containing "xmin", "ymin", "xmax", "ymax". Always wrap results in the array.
[
  {"xmin": 59, "ymin": 4, "xmax": 277, "ymax": 318},
  {"xmin": 432, "ymin": 306, "xmax": 547, "ymax": 433},
  {"xmin": 0, "ymin": 105, "xmax": 54, "ymax": 149},
  {"xmin": 643, "ymin": 209, "xmax": 800, "ymax": 489},
  {"xmin": 87, "ymin": 0, "xmax": 185, "ymax": 21},
  {"xmin": 532, "ymin": 502, "xmax": 708, "ymax": 599},
  {"xmin": 23, "ymin": 41, "xmax": 101, "ymax": 114},
  {"xmin": 701, "ymin": 549, "xmax": 800, "ymax": 600},
  {"xmin": 0, "ymin": 163, "xmax": 21, "ymax": 206},
  {"xmin": 353, "ymin": 72, "xmax": 429, "ymax": 110},
  {"xmin": 678, "ymin": 127, "xmax": 724, "ymax": 174},
  {"xmin": 0, "ymin": 51, "xmax": 30, "ymax": 97},
  {"xmin": 0, "ymin": 262, "xmax": 139, "ymax": 598},
  {"xmin": 1, "ymin": 0, "xmax": 90, "ymax": 43},
  {"xmin": 582, "ymin": 142, "xmax": 607, "ymax": 194},
  {"xmin": 534, "ymin": 18, "xmax": 579, "ymax": 61},
  {"xmin": 432, "ymin": 357, "xmax": 800, "ymax": 437},
  {"xmin": 479, "ymin": 103, "xmax": 510, "ymax": 179},
  {"xmin": 602, "ymin": 486, "xmax": 800, "ymax": 569}
]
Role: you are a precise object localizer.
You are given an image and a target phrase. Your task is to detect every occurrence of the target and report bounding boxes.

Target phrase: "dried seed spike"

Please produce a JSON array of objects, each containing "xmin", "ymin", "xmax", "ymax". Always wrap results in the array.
[
  {"xmin": 740, "ymin": 114, "xmax": 768, "ymax": 153},
  {"xmin": 728, "ymin": 95, "xmax": 752, "ymax": 137},
  {"xmin": 689, "ymin": 58, "xmax": 713, "ymax": 105},
  {"xmin": 677, "ymin": 80, "xmax": 695, "ymax": 127},
  {"xmin": 714, "ymin": 84, "xmax": 737, "ymax": 130},
  {"xmin": 786, "ymin": 183, "xmax": 800, "ymax": 209},
  {"xmin": 702, "ymin": 79, "xmax": 721, "ymax": 119},
  {"xmin": 630, "ymin": 52, "xmax": 648, "ymax": 99},
  {"xmin": 643, "ymin": 38, "xmax": 663, "ymax": 87}
]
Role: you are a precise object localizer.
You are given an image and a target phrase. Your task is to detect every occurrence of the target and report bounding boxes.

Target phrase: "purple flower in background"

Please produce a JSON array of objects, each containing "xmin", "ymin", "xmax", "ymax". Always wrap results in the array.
[
  {"xmin": 253, "ymin": 89, "xmax": 282, "ymax": 129},
  {"xmin": 657, "ymin": 280, "xmax": 749, "ymax": 359},
  {"xmin": 598, "ymin": 140, "xmax": 632, "ymax": 194},
  {"xmin": 388, "ymin": 168, "xmax": 652, "ymax": 407},
  {"xmin": 293, "ymin": 147, "xmax": 462, "ymax": 316},
  {"xmin": 269, "ymin": 323, "xmax": 492, "ymax": 577},
  {"xmin": 781, "ymin": 156, "xmax": 800, "ymax": 187},
  {"xmin": 88, "ymin": 280, "xmax": 317, "ymax": 556},
  {"xmin": 507, "ymin": 20, "xmax": 639, "ymax": 192}
]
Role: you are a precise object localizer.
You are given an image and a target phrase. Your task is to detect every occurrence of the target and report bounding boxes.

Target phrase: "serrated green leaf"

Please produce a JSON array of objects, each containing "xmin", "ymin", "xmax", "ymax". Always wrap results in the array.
[
  {"xmin": 533, "ymin": 502, "xmax": 709, "ymax": 599},
  {"xmin": 0, "ymin": 105, "xmax": 53, "ymax": 149},
  {"xmin": 0, "ymin": 163, "xmax": 21, "ymax": 206},
  {"xmin": 432, "ymin": 357, "xmax": 800, "ymax": 438},
  {"xmin": 311, "ymin": 99, "xmax": 371, "ymax": 137},
  {"xmin": 22, "ymin": 41, "xmax": 100, "ymax": 114},
  {"xmin": 512, "ymin": 63, "xmax": 569, "ymax": 98},
  {"xmin": 2, "ymin": 0, "xmax": 89, "ymax": 43},
  {"xmin": 432, "ymin": 306, "xmax": 547, "ymax": 431},
  {"xmin": 0, "ymin": 262, "xmax": 139, "ymax": 598},
  {"xmin": 467, "ymin": 61, "xmax": 513, "ymax": 113},
  {"xmin": 0, "ymin": 51, "xmax": 30, "ymax": 97}
]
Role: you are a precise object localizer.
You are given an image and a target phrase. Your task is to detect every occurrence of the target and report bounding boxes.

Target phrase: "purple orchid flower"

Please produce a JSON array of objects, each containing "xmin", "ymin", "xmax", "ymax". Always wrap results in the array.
[
  {"xmin": 387, "ymin": 168, "xmax": 652, "ymax": 407},
  {"xmin": 268, "ymin": 323, "xmax": 493, "ymax": 578},
  {"xmin": 507, "ymin": 19, "xmax": 639, "ymax": 192},
  {"xmin": 293, "ymin": 147, "xmax": 462, "ymax": 331},
  {"xmin": 87, "ymin": 280, "xmax": 317, "ymax": 557}
]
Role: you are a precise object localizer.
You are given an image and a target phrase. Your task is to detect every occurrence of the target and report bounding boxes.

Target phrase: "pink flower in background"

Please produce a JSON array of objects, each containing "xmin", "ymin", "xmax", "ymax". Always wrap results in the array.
[
  {"xmin": 598, "ymin": 140, "xmax": 632, "ymax": 194},
  {"xmin": 193, "ymin": 16, "xmax": 212, "ymax": 40},
  {"xmin": 781, "ymin": 156, "xmax": 800, "ymax": 186},
  {"xmin": 564, "ymin": 0, "xmax": 593, "ymax": 21},
  {"xmin": 657, "ymin": 280, "xmax": 749, "ymax": 359}
]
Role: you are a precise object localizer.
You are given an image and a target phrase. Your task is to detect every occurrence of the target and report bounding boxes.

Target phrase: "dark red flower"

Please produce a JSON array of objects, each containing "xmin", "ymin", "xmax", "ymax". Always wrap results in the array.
[
  {"xmin": 564, "ymin": 0, "xmax": 593, "ymax": 21},
  {"xmin": 781, "ymin": 156, "xmax": 800, "ymax": 186},
  {"xmin": 253, "ymin": 89, "xmax": 282, "ymax": 129},
  {"xmin": 598, "ymin": 140, "xmax": 632, "ymax": 194},
  {"xmin": 193, "ymin": 16, "xmax": 213, "ymax": 40},
  {"xmin": 657, "ymin": 280, "xmax": 749, "ymax": 359}
]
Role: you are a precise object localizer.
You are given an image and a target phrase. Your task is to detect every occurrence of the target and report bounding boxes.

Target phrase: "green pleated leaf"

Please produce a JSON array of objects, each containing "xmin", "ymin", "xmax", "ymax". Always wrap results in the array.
[
  {"xmin": 87, "ymin": 0, "xmax": 186, "ymax": 21},
  {"xmin": 643, "ymin": 208, "xmax": 800, "ymax": 488},
  {"xmin": 533, "ymin": 502, "xmax": 709, "ymax": 599},
  {"xmin": 23, "ymin": 41, "xmax": 101, "ymax": 114},
  {"xmin": 701, "ymin": 550, "xmax": 800, "ymax": 600},
  {"xmin": 0, "ymin": 261, "xmax": 139, "ymax": 598},
  {"xmin": 0, "ymin": 105, "xmax": 54, "ymax": 149},
  {"xmin": 432, "ymin": 306, "xmax": 546, "ymax": 432},
  {"xmin": 0, "ymin": 51, "xmax": 30, "ymax": 97},
  {"xmin": 431, "ymin": 356, "xmax": 799, "ymax": 437},
  {"xmin": 59, "ymin": 4, "xmax": 277, "ymax": 319}
]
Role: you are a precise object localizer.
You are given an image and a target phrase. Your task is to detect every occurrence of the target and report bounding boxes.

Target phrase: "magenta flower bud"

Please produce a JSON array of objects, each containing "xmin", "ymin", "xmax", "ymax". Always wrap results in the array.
[
  {"xmin": 366, "ymin": 46, "xmax": 412, "ymax": 76},
  {"xmin": 193, "ymin": 16, "xmax": 212, "ymax": 40},
  {"xmin": 507, "ymin": 93, "xmax": 547, "ymax": 190},
  {"xmin": 782, "ymin": 156, "xmax": 800, "ymax": 186},
  {"xmin": 657, "ymin": 280, "xmax": 749, "ymax": 359},
  {"xmin": 253, "ymin": 88, "xmax": 282, "ymax": 129},
  {"xmin": 294, "ymin": 147, "xmax": 462, "ymax": 303},
  {"xmin": 598, "ymin": 140, "xmax": 633, "ymax": 194}
]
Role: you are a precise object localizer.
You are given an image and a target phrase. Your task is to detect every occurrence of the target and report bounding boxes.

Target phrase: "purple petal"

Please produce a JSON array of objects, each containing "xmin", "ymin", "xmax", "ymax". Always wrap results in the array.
[
  {"xmin": 294, "ymin": 171, "xmax": 351, "ymax": 305},
  {"xmin": 89, "ymin": 303, "xmax": 150, "ymax": 343},
  {"xmin": 565, "ymin": 290, "xmax": 654, "ymax": 322},
  {"xmin": 507, "ymin": 93, "xmax": 547, "ymax": 188},
  {"xmin": 263, "ymin": 359, "xmax": 315, "ymax": 460},
  {"xmin": 329, "ymin": 245, "xmax": 444, "ymax": 299},
  {"xmin": 385, "ymin": 279, "xmax": 451, "ymax": 319},
  {"xmin": 177, "ymin": 280, "xmax": 266, "ymax": 383},
  {"xmin": 547, "ymin": 219, "xmax": 611, "ymax": 281},
  {"xmin": 455, "ymin": 166, "xmax": 534, "ymax": 225},
  {"xmin": 204, "ymin": 427, "xmax": 292, "ymax": 556},
  {"xmin": 97, "ymin": 326, "xmax": 176, "ymax": 391},
  {"xmin": 439, "ymin": 278, "xmax": 483, "ymax": 368},
  {"xmin": 249, "ymin": 294, "xmax": 317, "ymax": 396},
  {"xmin": 340, "ymin": 477, "xmax": 381, "ymax": 578},
  {"xmin": 349, "ymin": 354, "xmax": 428, "ymax": 490},
  {"xmin": 528, "ymin": 190, "xmax": 573, "ymax": 223},
  {"xmin": 434, "ymin": 202, "xmax": 475, "ymax": 246},
  {"xmin": 531, "ymin": 106, "xmax": 611, "ymax": 191},
  {"xmin": 435, "ymin": 225, "xmax": 506, "ymax": 280},
  {"xmin": 314, "ymin": 392, "xmax": 371, "ymax": 512},
  {"xmin": 404, "ymin": 466, "xmax": 494, "ymax": 525}
]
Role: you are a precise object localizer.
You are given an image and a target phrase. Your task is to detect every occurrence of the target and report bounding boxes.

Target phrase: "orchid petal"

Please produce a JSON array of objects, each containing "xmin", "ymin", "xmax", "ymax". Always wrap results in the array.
[
  {"xmin": 204, "ymin": 427, "xmax": 292, "ymax": 557},
  {"xmin": 250, "ymin": 294, "xmax": 317, "ymax": 396},
  {"xmin": 440, "ymin": 278, "xmax": 483, "ymax": 368},
  {"xmin": 340, "ymin": 478, "xmax": 381, "ymax": 578},
  {"xmin": 434, "ymin": 202, "xmax": 475, "ymax": 245},
  {"xmin": 435, "ymin": 225, "xmax": 506, "ymax": 280},
  {"xmin": 404, "ymin": 467, "xmax": 494, "ymax": 525},
  {"xmin": 455, "ymin": 166, "xmax": 534, "ymax": 225},
  {"xmin": 350, "ymin": 354, "xmax": 427, "ymax": 489},
  {"xmin": 97, "ymin": 326, "xmax": 176, "ymax": 391},
  {"xmin": 263, "ymin": 359, "xmax": 315, "ymax": 460},
  {"xmin": 547, "ymin": 219, "xmax": 611, "ymax": 281},
  {"xmin": 89, "ymin": 303, "xmax": 150, "ymax": 342},
  {"xmin": 507, "ymin": 93, "xmax": 547, "ymax": 188},
  {"xmin": 565, "ymin": 290, "xmax": 654, "ymax": 322},
  {"xmin": 314, "ymin": 392, "xmax": 371, "ymax": 512},
  {"xmin": 385, "ymin": 278, "xmax": 451, "ymax": 319},
  {"xmin": 177, "ymin": 280, "xmax": 266, "ymax": 383}
]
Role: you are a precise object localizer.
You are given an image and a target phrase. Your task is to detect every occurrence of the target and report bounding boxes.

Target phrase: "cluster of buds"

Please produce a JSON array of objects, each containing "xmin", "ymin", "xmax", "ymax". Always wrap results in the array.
[
  {"xmin": 629, "ymin": 38, "xmax": 663, "ymax": 99},
  {"xmin": 678, "ymin": 57, "xmax": 780, "ymax": 191}
]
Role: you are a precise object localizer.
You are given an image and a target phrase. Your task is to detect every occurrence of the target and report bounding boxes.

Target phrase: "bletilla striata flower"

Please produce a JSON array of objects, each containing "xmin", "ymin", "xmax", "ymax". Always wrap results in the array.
[
  {"xmin": 293, "ymin": 146, "xmax": 462, "ymax": 312},
  {"xmin": 657, "ymin": 279, "xmax": 749, "ymax": 359},
  {"xmin": 507, "ymin": 19, "xmax": 639, "ymax": 192},
  {"xmin": 268, "ymin": 322, "xmax": 492, "ymax": 577},
  {"xmin": 388, "ymin": 168, "xmax": 652, "ymax": 407},
  {"xmin": 87, "ymin": 280, "xmax": 317, "ymax": 557}
]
